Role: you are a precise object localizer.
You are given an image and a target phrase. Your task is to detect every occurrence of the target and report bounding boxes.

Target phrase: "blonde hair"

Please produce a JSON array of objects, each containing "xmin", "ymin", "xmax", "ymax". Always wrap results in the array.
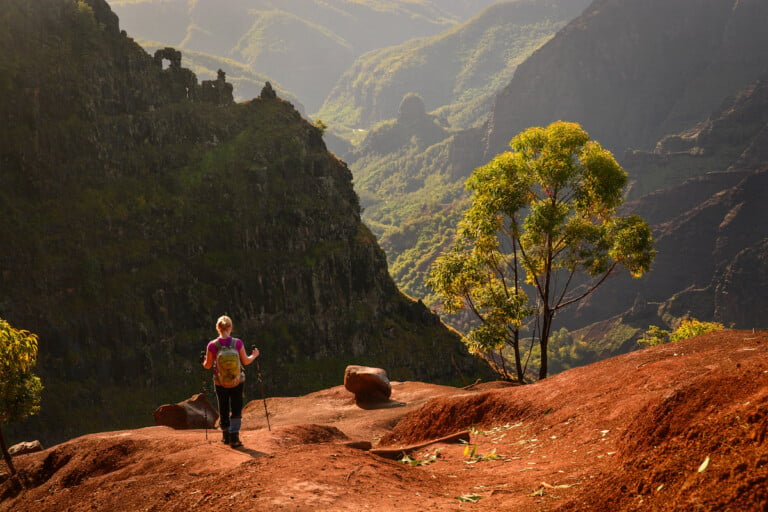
[{"xmin": 216, "ymin": 315, "xmax": 233, "ymax": 335}]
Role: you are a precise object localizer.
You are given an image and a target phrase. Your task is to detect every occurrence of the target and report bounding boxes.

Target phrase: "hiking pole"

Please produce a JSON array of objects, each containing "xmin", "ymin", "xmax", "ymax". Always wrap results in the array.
[
  {"xmin": 253, "ymin": 346, "xmax": 271, "ymax": 431},
  {"xmin": 199, "ymin": 350, "xmax": 209, "ymax": 441}
]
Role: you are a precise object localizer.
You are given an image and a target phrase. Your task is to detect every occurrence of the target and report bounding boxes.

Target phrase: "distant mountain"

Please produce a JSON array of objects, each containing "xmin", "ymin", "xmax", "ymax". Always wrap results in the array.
[
  {"xmin": 338, "ymin": 93, "xmax": 467, "ymax": 302},
  {"xmin": 338, "ymin": 0, "xmax": 591, "ymax": 299},
  {"xmin": 483, "ymin": 0, "xmax": 768, "ymax": 157},
  {"xmin": 0, "ymin": 0, "xmax": 488, "ymax": 445},
  {"xmin": 319, "ymin": 0, "xmax": 591, "ymax": 134},
  {"xmin": 110, "ymin": 0, "xmax": 501, "ymax": 111}
]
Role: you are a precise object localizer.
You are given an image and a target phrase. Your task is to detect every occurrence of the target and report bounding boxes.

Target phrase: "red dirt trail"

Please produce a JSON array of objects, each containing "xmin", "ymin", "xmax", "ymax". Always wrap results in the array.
[{"xmin": 2, "ymin": 330, "xmax": 767, "ymax": 511}]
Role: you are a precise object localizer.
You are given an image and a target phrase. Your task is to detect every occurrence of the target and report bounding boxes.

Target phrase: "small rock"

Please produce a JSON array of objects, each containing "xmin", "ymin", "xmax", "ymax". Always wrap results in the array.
[{"xmin": 8, "ymin": 440, "xmax": 43, "ymax": 456}]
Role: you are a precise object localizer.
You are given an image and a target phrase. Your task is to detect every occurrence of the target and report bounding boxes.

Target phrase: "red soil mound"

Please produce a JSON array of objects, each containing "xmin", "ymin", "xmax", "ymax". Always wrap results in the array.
[{"xmin": 2, "ymin": 330, "xmax": 767, "ymax": 511}]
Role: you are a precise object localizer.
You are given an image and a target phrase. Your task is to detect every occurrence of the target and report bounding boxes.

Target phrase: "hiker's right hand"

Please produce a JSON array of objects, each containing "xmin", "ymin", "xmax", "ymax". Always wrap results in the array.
[{"xmin": 251, "ymin": 346, "xmax": 260, "ymax": 358}]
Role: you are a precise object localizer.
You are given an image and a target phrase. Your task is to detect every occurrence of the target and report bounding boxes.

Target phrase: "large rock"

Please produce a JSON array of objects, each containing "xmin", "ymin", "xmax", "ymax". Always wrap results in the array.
[
  {"xmin": 8, "ymin": 440, "xmax": 43, "ymax": 456},
  {"xmin": 344, "ymin": 365, "xmax": 392, "ymax": 404},
  {"xmin": 153, "ymin": 393, "xmax": 218, "ymax": 430}
]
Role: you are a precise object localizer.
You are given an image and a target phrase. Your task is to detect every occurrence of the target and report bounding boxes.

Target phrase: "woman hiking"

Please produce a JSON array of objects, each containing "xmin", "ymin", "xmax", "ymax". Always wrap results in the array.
[{"xmin": 201, "ymin": 315, "xmax": 259, "ymax": 447}]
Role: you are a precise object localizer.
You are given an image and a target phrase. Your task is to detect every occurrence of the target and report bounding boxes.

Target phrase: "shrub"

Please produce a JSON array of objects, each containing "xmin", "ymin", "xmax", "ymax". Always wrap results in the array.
[
  {"xmin": 670, "ymin": 318, "xmax": 725, "ymax": 342},
  {"xmin": 639, "ymin": 318, "xmax": 725, "ymax": 347}
]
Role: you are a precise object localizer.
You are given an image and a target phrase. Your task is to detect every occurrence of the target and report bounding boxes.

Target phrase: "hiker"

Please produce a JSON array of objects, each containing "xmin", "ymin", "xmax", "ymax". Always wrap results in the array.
[{"xmin": 201, "ymin": 315, "xmax": 259, "ymax": 447}]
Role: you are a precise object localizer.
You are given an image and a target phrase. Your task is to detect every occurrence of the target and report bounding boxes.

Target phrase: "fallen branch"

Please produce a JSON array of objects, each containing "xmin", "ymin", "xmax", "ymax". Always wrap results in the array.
[{"xmin": 370, "ymin": 430, "xmax": 471, "ymax": 460}]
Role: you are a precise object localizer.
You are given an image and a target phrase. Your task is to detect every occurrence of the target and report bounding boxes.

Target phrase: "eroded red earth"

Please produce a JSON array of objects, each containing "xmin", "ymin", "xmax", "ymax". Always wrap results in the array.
[{"xmin": 2, "ymin": 330, "xmax": 767, "ymax": 511}]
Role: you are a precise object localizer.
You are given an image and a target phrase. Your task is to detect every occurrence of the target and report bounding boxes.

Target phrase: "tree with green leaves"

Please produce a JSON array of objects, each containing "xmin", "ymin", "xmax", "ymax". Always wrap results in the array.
[
  {"xmin": 0, "ymin": 317, "xmax": 43, "ymax": 476},
  {"xmin": 428, "ymin": 121, "xmax": 655, "ymax": 381}
]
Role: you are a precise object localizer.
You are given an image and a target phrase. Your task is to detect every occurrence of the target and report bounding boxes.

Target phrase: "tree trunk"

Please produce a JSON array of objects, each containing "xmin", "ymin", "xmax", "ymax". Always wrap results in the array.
[
  {"xmin": 512, "ymin": 330, "xmax": 524, "ymax": 381},
  {"xmin": 539, "ymin": 308, "xmax": 554, "ymax": 380},
  {"xmin": 0, "ymin": 426, "xmax": 17, "ymax": 477}
]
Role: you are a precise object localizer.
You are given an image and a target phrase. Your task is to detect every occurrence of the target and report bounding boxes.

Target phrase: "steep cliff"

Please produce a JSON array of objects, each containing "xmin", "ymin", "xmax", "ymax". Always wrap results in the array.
[
  {"xmin": 557, "ymin": 79, "xmax": 768, "ymax": 339},
  {"xmin": 484, "ymin": 0, "xmax": 768, "ymax": 158},
  {"xmin": 0, "ymin": 0, "xmax": 486, "ymax": 445},
  {"xmin": 623, "ymin": 77, "xmax": 768, "ymax": 198}
]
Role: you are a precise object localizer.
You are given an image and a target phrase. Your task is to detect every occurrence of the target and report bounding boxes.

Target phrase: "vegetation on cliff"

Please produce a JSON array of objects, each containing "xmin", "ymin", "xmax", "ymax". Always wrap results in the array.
[{"xmin": 0, "ymin": 0, "xmax": 487, "ymax": 445}]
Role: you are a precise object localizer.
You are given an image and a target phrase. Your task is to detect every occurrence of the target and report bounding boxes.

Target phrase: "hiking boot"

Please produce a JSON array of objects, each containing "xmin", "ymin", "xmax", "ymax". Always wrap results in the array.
[
  {"xmin": 229, "ymin": 432, "xmax": 242, "ymax": 448},
  {"xmin": 221, "ymin": 431, "xmax": 230, "ymax": 444}
]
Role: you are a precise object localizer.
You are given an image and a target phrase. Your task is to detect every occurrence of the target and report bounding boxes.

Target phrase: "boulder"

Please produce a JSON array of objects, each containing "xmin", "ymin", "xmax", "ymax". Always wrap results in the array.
[
  {"xmin": 344, "ymin": 365, "xmax": 392, "ymax": 404},
  {"xmin": 153, "ymin": 393, "xmax": 218, "ymax": 430},
  {"xmin": 8, "ymin": 440, "xmax": 43, "ymax": 456}
]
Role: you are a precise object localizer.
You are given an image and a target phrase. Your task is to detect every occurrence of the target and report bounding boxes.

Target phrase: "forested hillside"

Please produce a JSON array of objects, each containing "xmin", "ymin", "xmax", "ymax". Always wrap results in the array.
[
  {"xmin": 318, "ymin": 0, "xmax": 591, "ymax": 136},
  {"xmin": 0, "ymin": 0, "xmax": 488, "ymax": 445}
]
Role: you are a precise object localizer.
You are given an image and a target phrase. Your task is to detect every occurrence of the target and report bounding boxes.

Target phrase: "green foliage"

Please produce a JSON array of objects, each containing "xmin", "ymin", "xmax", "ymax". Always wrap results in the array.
[
  {"xmin": 639, "ymin": 318, "xmax": 725, "ymax": 346},
  {"xmin": 352, "ymin": 129, "xmax": 466, "ymax": 303},
  {"xmin": 638, "ymin": 318, "xmax": 725, "ymax": 346},
  {"xmin": 638, "ymin": 325, "xmax": 671, "ymax": 347},
  {"xmin": 548, "ymin": 322, "xmax": 641, "ymax": 374},
  {"xmin": 0, "ymin": 318, "xmax": 43, "ymax": 424},
  {"xmin": 429, "ymin": 122, "xmax": 656, "ymax": 380},
  {"xmin": 313, "ymin": 118, "xmax": 328, "ymax": 135},
  {"xmin": 670, "ymin": 318, "xmax": 725, "ymax": 341},
  {"xmin": 399, "ymin": 449, "xmax": 441, "ymax": 466}
]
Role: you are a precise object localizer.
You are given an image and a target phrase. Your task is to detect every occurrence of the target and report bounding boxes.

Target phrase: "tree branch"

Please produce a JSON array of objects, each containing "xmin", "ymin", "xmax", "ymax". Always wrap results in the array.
[{"xmin": 554, "ymin": 262, "xmax": 617, "ymax": 311}]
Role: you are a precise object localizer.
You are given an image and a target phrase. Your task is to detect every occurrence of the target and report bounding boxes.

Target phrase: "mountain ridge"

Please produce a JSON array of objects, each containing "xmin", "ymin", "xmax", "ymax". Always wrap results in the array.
[
  {"xmin": 110, "ymin": 0, "xmax": 501, "ymax": 111},
  {"xmin": 483, "ymin": 0, "xmax": 768, "ymax": 158},
  {"xmin": 317, "ymin": 0, "xmax": 591, "ymax": 135}
]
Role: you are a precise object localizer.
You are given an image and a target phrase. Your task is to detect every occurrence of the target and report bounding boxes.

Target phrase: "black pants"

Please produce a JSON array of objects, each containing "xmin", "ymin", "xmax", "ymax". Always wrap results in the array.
[{"xmin": 215, "ymin": 383, "xmax": 243, "ymax": 431}]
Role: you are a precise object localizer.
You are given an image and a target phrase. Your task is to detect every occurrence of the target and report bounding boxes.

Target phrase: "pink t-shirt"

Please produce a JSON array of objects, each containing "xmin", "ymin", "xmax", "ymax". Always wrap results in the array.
[{"xmin": 207, "ymin": 336, "xmax": 244, "ymax": 375}]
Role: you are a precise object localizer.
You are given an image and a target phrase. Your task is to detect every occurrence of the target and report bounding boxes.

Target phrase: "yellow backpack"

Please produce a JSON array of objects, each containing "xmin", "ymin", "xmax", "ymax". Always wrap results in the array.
[{"xmin": 215, "ymin": 339, "xmax": 242, "ymax": 388}]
